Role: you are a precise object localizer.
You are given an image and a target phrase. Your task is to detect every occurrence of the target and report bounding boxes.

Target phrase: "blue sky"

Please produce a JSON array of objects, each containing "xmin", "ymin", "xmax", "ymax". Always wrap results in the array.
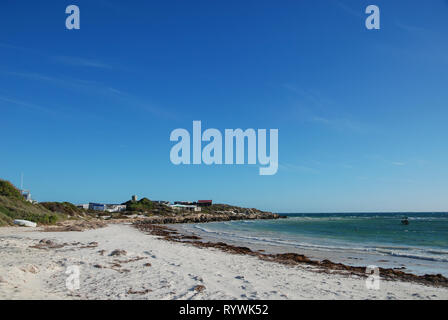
[{"xmin": 1, "ymin": 0, "xmax": 448, "ymax": 212}]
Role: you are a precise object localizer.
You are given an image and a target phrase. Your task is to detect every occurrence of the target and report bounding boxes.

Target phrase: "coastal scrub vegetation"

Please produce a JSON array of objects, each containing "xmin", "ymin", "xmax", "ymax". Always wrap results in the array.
[
  {"xmin": 122, "ymin": 198, "xmax": 174, "ymax": 215},
  {"xmin": 0, "ymin": 179, "xmax": 23, "ymax": 199},
  {"xmin": 0, "ymin": 195, "xmax": 62, "ymax": 226},
  {"xmin": 200, "ymin": 203, "xmax": 267, "ymax": 215},
  {"xmin": 118, "ymin": 199, "xmax": 268, "ymax": 218},
  {"xmin": 0, "ymin": 178, "xmax": 275, "ymax": 226},
  {"xmin": 40, "ymin": 201, "xmax": 86, "ymax": 217},
  {"xmin": 0, "ymin": 179, "xmax": 65, "ymax": 226},
  {"xmin": 124, "ymin": 197, "xmax": 154, "ymax": 212}
]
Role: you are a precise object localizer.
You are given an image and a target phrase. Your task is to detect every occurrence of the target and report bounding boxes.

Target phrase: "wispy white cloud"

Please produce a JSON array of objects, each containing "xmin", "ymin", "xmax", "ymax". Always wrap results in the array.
[
  {"xmin": 0, "ymin": 95, "xmax": 51, "ymax": 114},
  {"xmin": 279, "ymin": 163, "xmax": 320, "ymax": 174},
  {"xmin": 309, "ymin": 115, "xmax": 368, "ymax": 133},
  {"xmin": 283, "ymin": 84, "xmax": 334, "ymax": 109},
  {"xmin": 377, "ymin": 40, "xmax": 448, "ymax": 66},
  {"xmin": 0, "ymin": 94, "xmax": 105, "ymax": 121},
  {"xmin": 6, "ymin": 71, "xmax": 59, "ymax": 82},
  {"xmin": 53, "ymin": 56, "xmax": 112, "ymax": 69},
  {"xmin": 335, "ymin": 1, "xmax": 364, "ymax": 19},
  {"xmin": 4, "ymin": 70, "xmax": 118, "ymax": 94},
  {"xmin": 3, "ymin": 70, "xmax": 179, "ymax": 120},
  {"xmin": 377, "ymin": 176, "xmax": 415, "ymax": 184},
  {"xmin": 0, "ymin": 42, "xmax": 113, "ymax": 70},
  {"xmin": 284, "ymin": 84, "xmax": 371, "ymax": 133},
  {"xmin": 395, "ymin": 21, "xmax": 426, "ymax": 33},
  {"xmin": 0, "ymin": 41, "xmax": 179, "ymax": 120},
  {"xmin": 0, "ymin": 42, "xmax": 29, "ymax": 51},
  {"xmin": 365, "ymin": 155, "xmax": 408, "ymax": 167}
]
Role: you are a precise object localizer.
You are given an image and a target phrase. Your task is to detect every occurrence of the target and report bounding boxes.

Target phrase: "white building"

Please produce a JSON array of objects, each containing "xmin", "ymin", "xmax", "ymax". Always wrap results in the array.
[
  {"xmin": 89, "ymin": 203, "xmax": 105, "ymax": 211},
  {"xmin": 154, "ymin": 200, "xmax": 170, "ymax": 205},
  {"xmin": 170, "ymin": 204, "xmax": 201, "ymax": 212},
  {"xmin": 20, "ymin": 190, "xmax": 35, "ymax": 203},
  {"xmin": 105, "ymin": 204, "xmax": 126, "ymax": 213},
  {"xmin": 87, "ymin": 203, "xmax": 126, "ymax": 212}
]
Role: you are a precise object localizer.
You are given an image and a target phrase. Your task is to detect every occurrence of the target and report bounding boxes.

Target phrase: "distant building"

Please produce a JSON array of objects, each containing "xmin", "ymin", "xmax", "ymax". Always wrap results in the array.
[
  {"xmin": 105, "ymin": 204, "xmax": 126, "ymax": 213},
  {"xmin": 20, "ymin": 190, "xmax": 30, "ymax": 201},
  {"xmin": 154, "ymin": 200, "xmax": 170, "ymax": 205},
  {"xmin": 170, "ymin": 204, "xmax": 201, "ymax": 212},
  {"xmin": 197, "ymin": 200, "xmax": 212, "ymax": 207},
  {"xmin": 77, "ymin": 204, "xmax": 89, "ymax": 210},
  {"xmin": 89, "ymin": 203, "xmax": 106, "ymax": 211},
  {"xmin": 132, "ymin": 195, "xmax": 138, "ymax": 201},
  {"xmin": 174, "ymin": 201, "xmax": 195, "ymax": 205},
  {"xmin": 88, "ymin": 203, "xmax": 126, "ymax": 212},
  {"xmin": 23, "ymin": 192, "xmax": 32, "ymax": 202},
  {"xmin": 20, "ymin": 189, "xmax": 37, "ymax": 204}
]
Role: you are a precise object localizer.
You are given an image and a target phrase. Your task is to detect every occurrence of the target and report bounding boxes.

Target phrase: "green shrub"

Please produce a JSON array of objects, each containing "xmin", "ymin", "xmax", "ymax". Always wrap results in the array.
[
  {"xmin": 40, "ymin": 201, "xmax": 85, "ymax": 216},
  {"xmin": 0, "ymin": 180, "xmax": 24, "ymax": 200},
  {"xmin": 0, "ymin": 192, "xmax": 64, "ymax": 226},
  {"xmin": 123, "ymin": 197, "xmax": 154, "ymax": 212}
]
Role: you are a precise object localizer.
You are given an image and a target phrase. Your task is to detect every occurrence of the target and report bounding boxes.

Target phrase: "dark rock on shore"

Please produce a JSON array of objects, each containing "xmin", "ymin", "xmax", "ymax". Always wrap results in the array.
[{"xmin": 109, "ymin": 249, "xmax": 127, "ymax": 257}]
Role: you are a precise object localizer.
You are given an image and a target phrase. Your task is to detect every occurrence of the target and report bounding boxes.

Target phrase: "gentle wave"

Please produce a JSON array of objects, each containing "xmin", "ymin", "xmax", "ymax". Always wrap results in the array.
[
  {"xmin": 285, "ymin": 216, "xmax": 448, "ymax": 222},
  {"xmin": 188, "ymin": 224, "xmax": 448, "ymax": 263}
]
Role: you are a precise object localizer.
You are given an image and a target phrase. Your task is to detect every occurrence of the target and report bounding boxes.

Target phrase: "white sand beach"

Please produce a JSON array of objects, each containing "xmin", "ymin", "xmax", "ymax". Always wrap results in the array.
[{"xmin": 1, "ymin": 223, "xmax": 447, "ymax": 300}]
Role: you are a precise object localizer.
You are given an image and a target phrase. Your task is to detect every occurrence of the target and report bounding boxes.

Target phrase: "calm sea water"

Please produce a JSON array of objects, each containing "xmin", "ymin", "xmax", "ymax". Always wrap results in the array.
[{"xmin": 179, "ymin": 212, "xmax": 448, "ymax": 275}]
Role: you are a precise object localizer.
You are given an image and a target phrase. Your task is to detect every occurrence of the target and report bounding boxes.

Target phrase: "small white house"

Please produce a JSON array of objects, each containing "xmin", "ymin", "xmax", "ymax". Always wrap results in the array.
[
  {"xmin": 170, "ymin": 204, "xmax": 201, "ymax": 212},
  {"xmin": 20, "ymin": 190, "xmax": 37, "ymax": 204},
  {"xmin": 87, "ymin": 203, "xmax": 126, "ymax": 212},
  {"xmin": 105, "ymin": 204, "xmax": 126, "ymax": 213},
  {"xmin": 89, "ymin": 203, "xmax": 106, "ymax": 211}
]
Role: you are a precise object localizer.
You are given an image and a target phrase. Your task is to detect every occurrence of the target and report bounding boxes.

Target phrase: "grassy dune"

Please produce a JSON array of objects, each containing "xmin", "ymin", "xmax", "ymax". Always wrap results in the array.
[{"xmin": 0, "ymin": 180, "xmax": 65, "ymax": 226}]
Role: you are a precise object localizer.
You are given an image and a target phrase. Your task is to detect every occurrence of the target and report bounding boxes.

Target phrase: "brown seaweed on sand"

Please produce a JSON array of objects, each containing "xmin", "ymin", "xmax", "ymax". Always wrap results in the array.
[{"xmin": 134, "ymin": 221, "xmax": 448, "ymax": 288}]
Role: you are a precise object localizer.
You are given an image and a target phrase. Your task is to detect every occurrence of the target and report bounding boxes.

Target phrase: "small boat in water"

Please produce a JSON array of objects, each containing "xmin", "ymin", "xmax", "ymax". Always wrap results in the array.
[{"xmin": 401, "ymin": 216, "xmax": 409, "ymax": 225}]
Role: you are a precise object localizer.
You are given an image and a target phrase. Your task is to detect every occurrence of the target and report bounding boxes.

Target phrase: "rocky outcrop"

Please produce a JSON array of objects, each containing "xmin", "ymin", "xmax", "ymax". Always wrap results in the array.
[{"xmin": 134, "ymin": 211, "xmax": 283, "ymax": 225}]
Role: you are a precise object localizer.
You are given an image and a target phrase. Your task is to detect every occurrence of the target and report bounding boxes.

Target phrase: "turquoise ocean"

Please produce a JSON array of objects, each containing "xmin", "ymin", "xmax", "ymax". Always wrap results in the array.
[{"xmin": 177, "ymin": 212, "xmax": 448, "ymax": 276}]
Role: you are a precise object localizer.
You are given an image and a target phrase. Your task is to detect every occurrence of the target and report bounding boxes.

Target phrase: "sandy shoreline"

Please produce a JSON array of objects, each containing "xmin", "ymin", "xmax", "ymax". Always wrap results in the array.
[
  {"xmin": 1, "ymin": 223, "xmax": 448, "ymax": 300},
  {"xmin": 171, "ymin": 222, "xmax": 448, "ymax": 278}
]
